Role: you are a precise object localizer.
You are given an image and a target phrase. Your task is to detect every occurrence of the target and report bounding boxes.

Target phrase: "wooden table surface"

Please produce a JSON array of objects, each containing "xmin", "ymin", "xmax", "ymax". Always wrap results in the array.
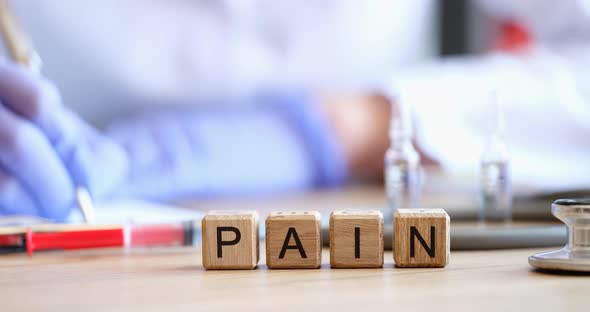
[
  {"xmin": 1, "ymin": 186, "xmax": 587, "ymax": 311},
  {"xmin": 1, "ymin": 246, "xmax": 588, "ymax": 311}
]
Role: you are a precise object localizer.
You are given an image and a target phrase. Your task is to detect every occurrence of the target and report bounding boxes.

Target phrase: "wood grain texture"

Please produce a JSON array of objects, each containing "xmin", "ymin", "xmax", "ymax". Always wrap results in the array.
[
  {"xmin": 202, "ymin": 211, "xmax": 259, "ymax": 269},
  {"xmin": 0, "ymin": 247, "xmax": 582, "ymax": 312},
  {"xmin": 265, "ymin": 211, "xmax": 321, "ymax": 269},
  {"xmin": 330, "ymin": 211, "xmax": 383, "ymax": 268},
  {"xmin": 394, "ymin": 208, "xmax": 450, "ymax": 268}
]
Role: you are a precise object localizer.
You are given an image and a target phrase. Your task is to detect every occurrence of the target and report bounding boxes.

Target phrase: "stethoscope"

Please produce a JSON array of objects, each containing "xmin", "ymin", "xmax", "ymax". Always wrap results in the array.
[{"xmin": 528, "ymin": 199, "xmax": 590, "ymax": 272}]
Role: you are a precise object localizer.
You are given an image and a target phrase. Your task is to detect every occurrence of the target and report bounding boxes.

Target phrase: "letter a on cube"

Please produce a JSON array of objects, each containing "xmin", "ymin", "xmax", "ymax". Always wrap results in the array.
[
  {"xmin": 266, "ymin": 211, "xmax": 321, "ymax": 269},
  {"xmin": 202, "ymin": 211, "xmax": 259, "ymax": 270},
  {"xmin": 394, "ymin": 209, "xmax": 450, "ymax": 268}
]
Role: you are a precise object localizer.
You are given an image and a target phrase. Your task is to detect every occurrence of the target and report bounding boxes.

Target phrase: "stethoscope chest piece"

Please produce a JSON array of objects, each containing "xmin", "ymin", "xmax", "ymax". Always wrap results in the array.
[{"xmin": 529, "ymin": 199, "xmax": 590, "ymax": 272}]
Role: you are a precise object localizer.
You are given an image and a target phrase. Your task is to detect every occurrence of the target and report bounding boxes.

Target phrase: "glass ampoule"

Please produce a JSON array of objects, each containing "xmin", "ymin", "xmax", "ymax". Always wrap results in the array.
[
  {"xmin": 384, "ymin": 100, "xmax": 421, "ymax": 216},
  {"xmin": 480, "ymin": 91, "xmax": 512, "ymax": 222}
]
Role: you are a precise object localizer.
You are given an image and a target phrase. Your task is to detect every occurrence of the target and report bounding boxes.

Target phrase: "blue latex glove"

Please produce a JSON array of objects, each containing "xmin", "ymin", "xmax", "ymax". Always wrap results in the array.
[
  {"xmin": 0, "ymin": 62, "xmax": 128, "ymax": 220},
  {"xmin": 107, "ymin": 93, "xmax": 348, "ymax": 200},
  {"xmin": 0, "ymin": 60, "xmax": 346, "ymax": 218}
]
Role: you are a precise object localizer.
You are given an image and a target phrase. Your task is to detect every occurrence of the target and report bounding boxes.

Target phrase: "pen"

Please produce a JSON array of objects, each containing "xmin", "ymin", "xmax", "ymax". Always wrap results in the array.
[
  {"xmin": 0, "ymin": 232, "xmax": 25, "ymax": 253},
  {"xmin": 0, "ymin": 221, "xmax": 198, "ymax": 256},
  {"xmin": 0, "ymin": 0, "xmax": 95, "ymax": 222},
  {"xmin": 25, "ymin": 226, "xmax": 124, "ymax": 256}
]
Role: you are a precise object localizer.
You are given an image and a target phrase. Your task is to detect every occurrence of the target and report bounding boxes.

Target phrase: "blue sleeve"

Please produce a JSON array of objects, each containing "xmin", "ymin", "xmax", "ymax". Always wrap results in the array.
[{"xmin": 106, "ymin": 92, "xmax": 348, "ymax": 200}]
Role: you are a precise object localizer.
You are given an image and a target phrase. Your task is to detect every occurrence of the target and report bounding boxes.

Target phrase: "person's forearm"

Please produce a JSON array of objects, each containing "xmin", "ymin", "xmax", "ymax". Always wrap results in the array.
[
  {"xmin": 106, "ymin": 94, "xmax": 348, "ymax": 200},
  {"xmin": 315, "ymin": 92, "xmax": 390, "ymax": 181}
]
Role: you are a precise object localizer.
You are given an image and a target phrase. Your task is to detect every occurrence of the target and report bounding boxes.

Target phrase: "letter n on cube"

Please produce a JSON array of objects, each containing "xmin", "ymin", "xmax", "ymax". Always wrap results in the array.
[{"xmin": 394, "ymin": 208, "xmax": 450, "ymax": 268}]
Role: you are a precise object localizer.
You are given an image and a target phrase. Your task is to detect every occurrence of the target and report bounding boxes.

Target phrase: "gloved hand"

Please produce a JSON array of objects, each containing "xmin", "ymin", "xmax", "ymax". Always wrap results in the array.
[
  {"xmin": 0, "ymin": 60, "xmax": 347, "ymax": 218},
  {"xmin": 0, "ymin": 62, "xmax": 128, "ymax": 220},
  {"xmin": 106, "ymin": 93, "xmax": 347, "ymax": 200}
]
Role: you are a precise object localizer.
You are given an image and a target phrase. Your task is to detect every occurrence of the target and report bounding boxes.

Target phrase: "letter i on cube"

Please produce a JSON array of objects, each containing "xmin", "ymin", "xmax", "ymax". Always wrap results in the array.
[{"xmin": 330, "ymin": 211, "xmax": 384, "ymax": 268}]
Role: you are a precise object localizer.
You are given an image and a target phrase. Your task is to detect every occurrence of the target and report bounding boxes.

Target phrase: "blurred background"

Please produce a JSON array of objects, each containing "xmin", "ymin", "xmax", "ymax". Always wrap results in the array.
[{"xmin": 0, "ymin": 0, "xmax": 589, "ymax": 222}]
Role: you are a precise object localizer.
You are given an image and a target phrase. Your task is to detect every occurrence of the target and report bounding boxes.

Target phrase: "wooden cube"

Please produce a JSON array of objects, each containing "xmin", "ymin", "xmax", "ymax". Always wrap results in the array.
[
  {"xmin": 394, "ymin": 208, "xmax": 450, "ymax": 268},
  {"xmin": 265, "ymin": 211, "xmax": 321, "ymax": 269},
  {"xmin": 202, "ymin": 211, "xmax": 259, "ymax": 270},
  {"xmin": 330, "ymin": 211, "xmax": 384, "ymax": 268}
]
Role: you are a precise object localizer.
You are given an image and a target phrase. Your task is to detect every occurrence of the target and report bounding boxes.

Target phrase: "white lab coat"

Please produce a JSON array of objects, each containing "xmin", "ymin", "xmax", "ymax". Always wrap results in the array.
[
  {"xmin": 390, "ymin": 0, "xmax": 590, "ymax": 191},
  {"xmin": 3, "ymin": 0, "xmax": 590, "ymax": 191},
  {"xmin": 5, "ymin": 0, "xmax": 437, "ymax": 126}
]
